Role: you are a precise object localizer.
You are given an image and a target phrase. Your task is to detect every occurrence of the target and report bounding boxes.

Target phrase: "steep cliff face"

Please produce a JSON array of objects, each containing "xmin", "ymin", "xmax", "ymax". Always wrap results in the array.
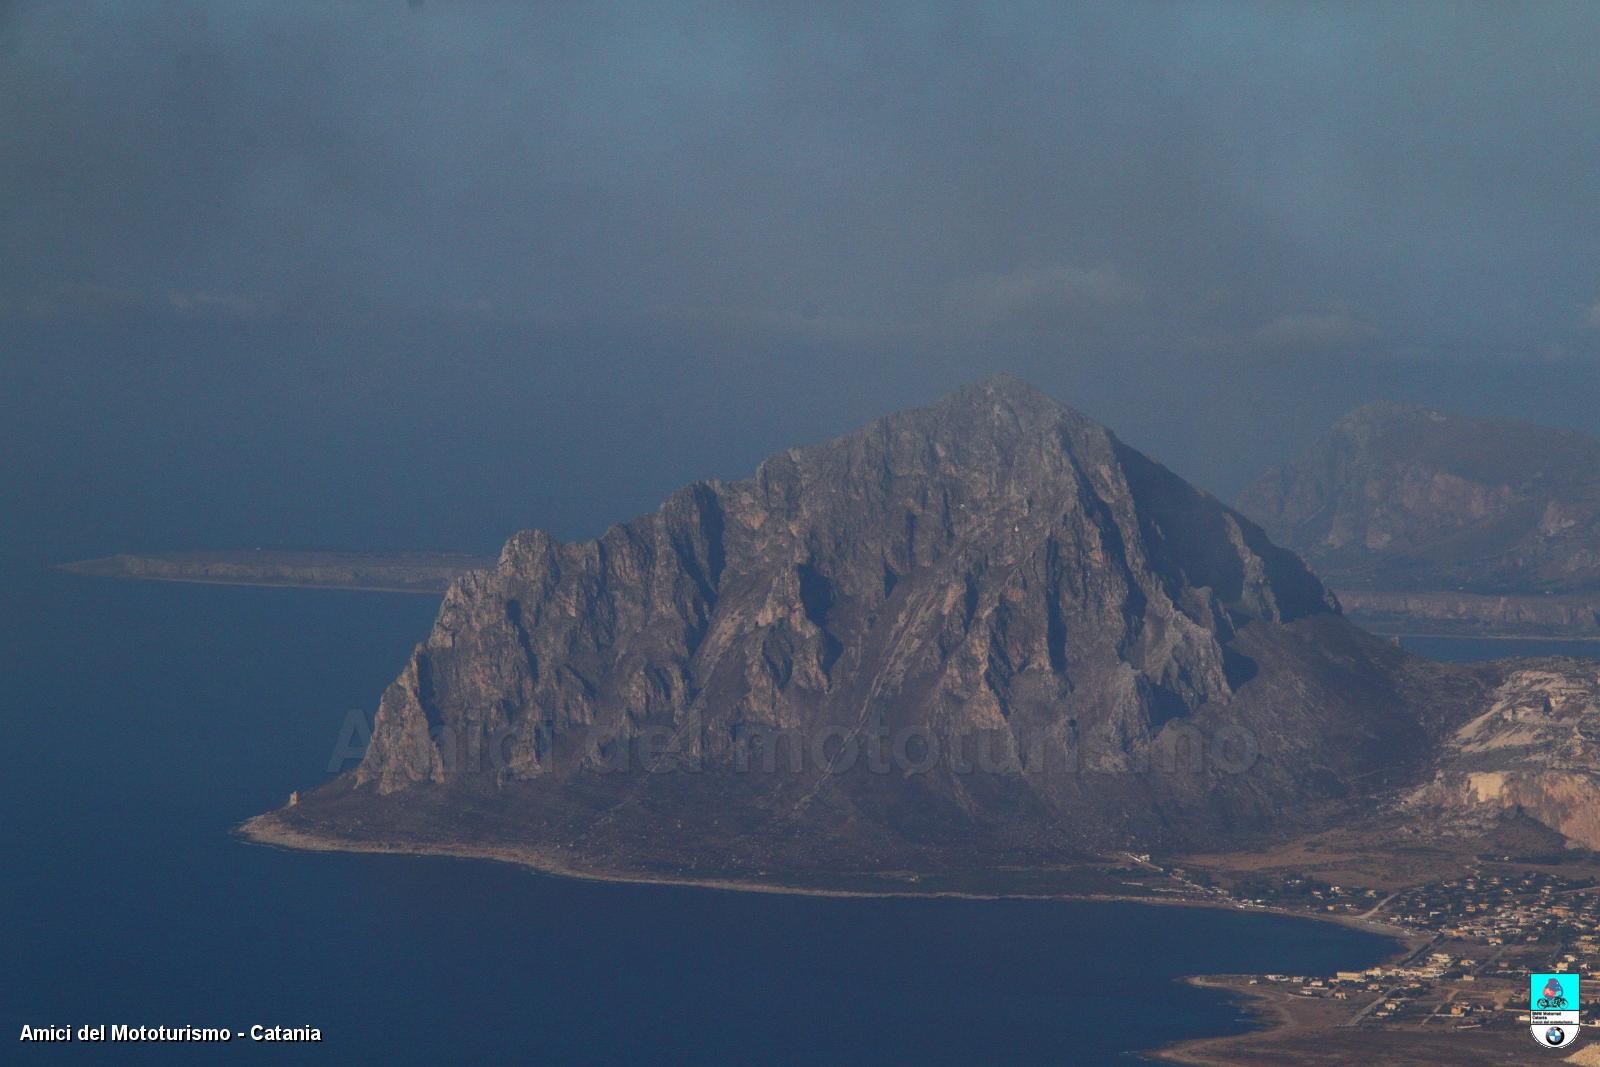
[
  {"xmin": 279, "ymin": 378, "xmax": 1462, "ymax": 871},
  {"xmin": 1237, "ymin": 402, "xmax": 1600, "ymax": 594}
]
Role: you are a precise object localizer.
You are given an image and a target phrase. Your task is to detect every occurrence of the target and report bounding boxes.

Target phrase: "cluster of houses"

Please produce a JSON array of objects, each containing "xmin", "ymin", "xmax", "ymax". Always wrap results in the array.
[
  {"xmin": 1212, "ymin": 874, "xmax": 1382, "ymax": 914},
  {"xmin": 1385, "ymin": 871, "xmax": 1600, "ymax": 955},
  {"xmin": 1239, "ymin": 868, "xmax": 1600, "ymax": 1029}
]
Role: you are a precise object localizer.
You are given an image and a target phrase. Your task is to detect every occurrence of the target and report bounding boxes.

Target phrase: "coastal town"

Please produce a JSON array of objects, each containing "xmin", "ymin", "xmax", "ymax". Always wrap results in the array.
[{"xmin": 1125, "ymin": 852, "xmax": 1600, "ymax": 1063}]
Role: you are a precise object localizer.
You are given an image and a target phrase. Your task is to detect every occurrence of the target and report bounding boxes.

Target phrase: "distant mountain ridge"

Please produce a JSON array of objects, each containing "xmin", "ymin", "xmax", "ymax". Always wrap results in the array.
[{"xmin": 1237, "ymin": 402, "xmax": 1600, "ymax": 596}]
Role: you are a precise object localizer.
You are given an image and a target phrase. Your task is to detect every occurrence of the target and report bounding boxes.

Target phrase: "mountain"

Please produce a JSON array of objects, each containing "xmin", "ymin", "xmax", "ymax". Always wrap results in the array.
[
  {"xmin": 246, "ymin": 378, "xmax": 1493, "ymax": 884},
  {"xmin": 1237, "ymin": 401, "xmax": 1600, "ymax": 595}
]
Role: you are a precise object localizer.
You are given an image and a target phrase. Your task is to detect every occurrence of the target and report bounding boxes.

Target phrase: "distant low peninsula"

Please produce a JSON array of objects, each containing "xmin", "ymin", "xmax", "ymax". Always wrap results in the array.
[
  {"xmin": 1335, "ymin": 588, "xmax": 1600, "ymax": 640},
  {"xmin": 58, "ymin": 549, "xmax": 494, "ymax": 594}
]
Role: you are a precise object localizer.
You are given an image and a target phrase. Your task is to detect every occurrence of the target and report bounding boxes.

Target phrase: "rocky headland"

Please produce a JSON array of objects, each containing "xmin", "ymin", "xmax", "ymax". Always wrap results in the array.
[{"xmin": 242, "ymin": 378, "xmax": 1599, "ymax": 888}]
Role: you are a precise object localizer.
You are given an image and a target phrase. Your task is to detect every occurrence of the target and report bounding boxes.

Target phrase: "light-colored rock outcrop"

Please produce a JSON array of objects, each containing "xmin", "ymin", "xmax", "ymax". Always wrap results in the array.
[{"xmin": 1408, "ymin": 663, "xmax": 1600, "ymax": 848}]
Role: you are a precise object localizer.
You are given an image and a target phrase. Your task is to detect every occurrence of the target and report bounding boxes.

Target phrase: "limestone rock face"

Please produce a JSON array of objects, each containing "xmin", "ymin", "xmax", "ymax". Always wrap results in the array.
[
  {"xmin": 1408, "ymin": 663, "xmax": 1600, "ymax": 849},
  {"xmin": 307, "ymin": 378, "xmax": 1457, "ymax": 869}
]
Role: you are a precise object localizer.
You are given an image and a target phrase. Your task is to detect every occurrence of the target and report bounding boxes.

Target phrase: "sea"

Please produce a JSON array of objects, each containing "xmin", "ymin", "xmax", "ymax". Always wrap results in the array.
[{"xmin": 14, "ymin": 560, "xmax": 1594, "ymax": 1063}]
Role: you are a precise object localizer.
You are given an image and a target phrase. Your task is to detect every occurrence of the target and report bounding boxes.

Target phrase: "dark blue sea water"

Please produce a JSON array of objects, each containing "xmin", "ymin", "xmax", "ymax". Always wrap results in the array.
[{"xmin": 0, "ymin": 561, "xmax": 1411, "ymax": 1065}]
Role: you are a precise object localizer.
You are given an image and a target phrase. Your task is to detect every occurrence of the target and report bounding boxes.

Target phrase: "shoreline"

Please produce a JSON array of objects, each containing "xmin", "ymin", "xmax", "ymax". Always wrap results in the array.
[
  {"xmin": 1141, "ymin": 975, "xmax": 1294, "ymax": 1067},
  {"xmin": 232, "ymin": 815, "xmax": 1409, "ymax": 933},
  {"xmin": 237, "ymin": 814, "xmax": 1415, "ymax": 1064}
]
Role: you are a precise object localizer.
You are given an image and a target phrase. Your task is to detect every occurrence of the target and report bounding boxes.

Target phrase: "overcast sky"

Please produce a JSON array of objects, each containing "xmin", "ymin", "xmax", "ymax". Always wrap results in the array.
[{"xmin": 5, "ymin": 2, "xmax": 1600, "ymax": 554}]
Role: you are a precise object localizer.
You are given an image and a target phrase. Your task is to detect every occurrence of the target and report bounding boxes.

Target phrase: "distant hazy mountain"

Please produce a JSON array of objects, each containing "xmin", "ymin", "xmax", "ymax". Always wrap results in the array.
[
  {"xmin": 1237, "ymin": 402, "xmax": 1600, "ymax": 595},
  {"xmin": 251, "ymin": 377, "xmax": 1508, "ymax": 881}
]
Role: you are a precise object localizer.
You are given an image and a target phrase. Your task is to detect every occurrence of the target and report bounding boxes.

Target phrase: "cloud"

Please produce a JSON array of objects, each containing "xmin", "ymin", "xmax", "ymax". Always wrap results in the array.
[
  {"xmin": 8, "ymin": 284, "xmax": 147, "ymax": 319},
  {"xmin": 164, "ymin": 290, "xmax": 267, "ymax": 321},
  {"xmin": 1583, "ymin": 300, "xmax": 1600, "ymax": 330},
  {"xmin": 1245, "ymin": 310, "xmax": 1380, "ymax": 353},
  {"xmin": 945, "ymin": 265, "xmax": 1146, "ymax": 325},
  {"xmin": 654, "ymin": 303, "xmax": 925, "ymax": 347},
  {"xmin": 0, "ymin": 284, "xmax": 268, "ymax": 323},
  {"xmin": 6, "ymin": 4, "xmax": 1600, "ymax": 372}
]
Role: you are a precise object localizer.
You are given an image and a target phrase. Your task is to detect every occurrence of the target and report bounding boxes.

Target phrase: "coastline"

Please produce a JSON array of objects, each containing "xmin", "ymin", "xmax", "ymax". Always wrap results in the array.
[
  {"xmin": 233, "ymin": 814, "xmax": 1408, "ymax": 932},
  {"xmin": 237, "ymin": 813, "xmax": 1413, "ymax": 1064},
  {"xmin": 1141, "ymin": 976, "xmax": 1295, "ymax": 1067},
  {"xmin": 1336, "ymin": 587, "xmax": 1600, "ymax": 643}
]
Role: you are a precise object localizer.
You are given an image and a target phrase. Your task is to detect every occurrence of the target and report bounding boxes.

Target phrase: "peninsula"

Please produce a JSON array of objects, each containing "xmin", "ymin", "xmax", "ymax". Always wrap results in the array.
[{"xmin": 59, "ymin": 549, "xmax": 493, "ymax": 594}]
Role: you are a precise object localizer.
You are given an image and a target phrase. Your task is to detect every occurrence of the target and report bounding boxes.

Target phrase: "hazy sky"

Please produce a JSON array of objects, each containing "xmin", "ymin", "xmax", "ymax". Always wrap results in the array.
[{"xmin": 5, "ymin": 3, "xmax": 1600, "ymax": 556}]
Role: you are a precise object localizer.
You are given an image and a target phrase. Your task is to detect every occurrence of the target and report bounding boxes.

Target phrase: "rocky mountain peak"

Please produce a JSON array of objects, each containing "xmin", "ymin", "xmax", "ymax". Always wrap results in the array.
[
  {"xmin": 269, "ymin": 378, "xmax": 1460, "ymax": 873},
  {"xmin": 1328, "ymin": 400, "xmax": 1439, "ymax": 445}
]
